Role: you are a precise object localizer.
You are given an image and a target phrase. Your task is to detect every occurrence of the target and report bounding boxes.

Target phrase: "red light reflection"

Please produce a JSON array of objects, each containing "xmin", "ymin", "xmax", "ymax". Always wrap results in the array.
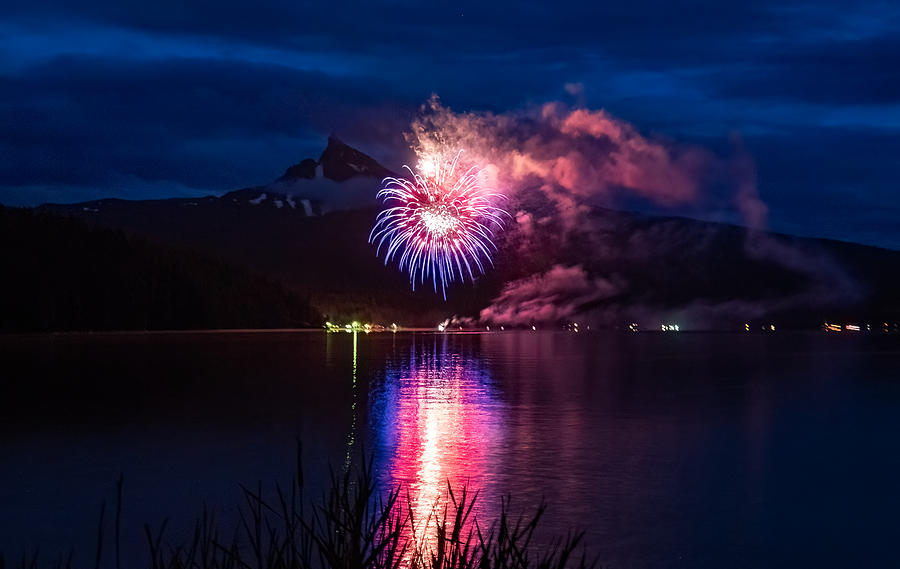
[{"xmin": 370, "ymin": 340, "xmax": 503, "ymax": 551}]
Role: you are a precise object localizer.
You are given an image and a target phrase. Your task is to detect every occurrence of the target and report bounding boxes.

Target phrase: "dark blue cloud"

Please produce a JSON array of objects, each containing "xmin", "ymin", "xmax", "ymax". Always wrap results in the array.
[{"xmin": 0, "ymin": 54, "xmax": 415, "ymax": 193}]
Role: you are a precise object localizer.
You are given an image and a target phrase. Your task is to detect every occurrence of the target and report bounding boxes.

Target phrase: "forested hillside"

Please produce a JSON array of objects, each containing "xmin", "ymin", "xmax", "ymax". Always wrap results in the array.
[{"xmin": 0, "ymin": 207, "xmax": 321, "ymax": 332}]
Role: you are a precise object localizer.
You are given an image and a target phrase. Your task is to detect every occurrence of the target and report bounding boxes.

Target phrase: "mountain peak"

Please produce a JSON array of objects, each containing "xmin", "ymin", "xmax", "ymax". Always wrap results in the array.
[
  {"xmin": 279, "ymin": 158, "xmax": 318, "ymax": 181},
  {"xmin": 318, "ymin": 135, "xmax": 394, "ymax": 182},
  {"xmin": 276, "ymin": 137, "xmax": 394, "ymax": 184}
]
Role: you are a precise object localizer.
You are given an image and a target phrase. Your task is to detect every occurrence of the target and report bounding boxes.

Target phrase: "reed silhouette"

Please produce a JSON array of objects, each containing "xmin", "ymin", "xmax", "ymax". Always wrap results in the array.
[{"xmin": 2, "ymin": 443, "xmax": 596, "ymax": 569}]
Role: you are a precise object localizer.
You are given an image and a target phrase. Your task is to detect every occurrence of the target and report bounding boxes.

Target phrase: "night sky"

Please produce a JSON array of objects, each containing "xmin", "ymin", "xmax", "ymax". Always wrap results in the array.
[{"xmin": 2, "ymin": 1, "xmax": 899, "ymax": 248}]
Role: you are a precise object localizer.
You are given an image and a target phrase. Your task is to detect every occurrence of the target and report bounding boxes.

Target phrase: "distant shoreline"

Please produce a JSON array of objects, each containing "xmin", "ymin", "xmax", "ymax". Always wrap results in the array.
[{"xmin": 1, "ymin": 327, "xmax": 881, "ymax": 338}]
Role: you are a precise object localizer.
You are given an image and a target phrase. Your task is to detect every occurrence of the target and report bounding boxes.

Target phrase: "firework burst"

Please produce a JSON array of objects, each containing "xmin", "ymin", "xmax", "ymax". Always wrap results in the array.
[{"xmin": 370, "ymin": 151, "xmax": 507, "ymax": 299}]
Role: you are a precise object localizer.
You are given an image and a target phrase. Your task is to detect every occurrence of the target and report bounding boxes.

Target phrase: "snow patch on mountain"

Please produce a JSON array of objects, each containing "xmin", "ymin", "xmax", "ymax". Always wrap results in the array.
[{"xmin": 269, "ymin": 177, "xmax": 378, "ymax": 212}]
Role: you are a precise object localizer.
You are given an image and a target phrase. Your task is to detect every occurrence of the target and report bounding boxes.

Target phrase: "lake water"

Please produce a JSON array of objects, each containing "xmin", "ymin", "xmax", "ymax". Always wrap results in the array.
[{"xmin": 1, "ymin": 331, "xmax": 899, "ymax": 567}]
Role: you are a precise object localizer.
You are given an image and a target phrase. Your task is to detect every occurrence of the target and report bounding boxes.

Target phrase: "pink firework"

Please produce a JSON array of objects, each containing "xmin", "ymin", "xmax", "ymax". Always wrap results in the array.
[{"xmin": 369, "ymin": 151, "xmax": 507, "ymax": 298}]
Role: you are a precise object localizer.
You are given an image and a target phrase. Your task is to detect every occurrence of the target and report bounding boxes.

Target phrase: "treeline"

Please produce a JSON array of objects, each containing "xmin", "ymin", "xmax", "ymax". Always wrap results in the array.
[{"xmin": 0, "ymin": 207, "xmax": 322, "ymax": 332}]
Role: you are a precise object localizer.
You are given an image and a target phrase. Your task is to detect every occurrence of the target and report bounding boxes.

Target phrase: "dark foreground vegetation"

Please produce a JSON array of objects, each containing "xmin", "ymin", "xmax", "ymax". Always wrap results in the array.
[
  {"xmin": 1, "ymin": 448, "xmax": 594, "ymax": 569},
  {"xmin": 0, "ymin": 207, "xmax": 321, "ymax": 332}
]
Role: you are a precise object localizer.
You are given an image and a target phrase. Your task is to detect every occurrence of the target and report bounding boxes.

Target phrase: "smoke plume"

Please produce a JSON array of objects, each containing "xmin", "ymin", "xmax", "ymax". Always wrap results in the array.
[
  {"xmin": 731, "ymin": 137, "xmax": 861, "ymax": 308},
  {"xmin": 406, "ymin": 97, "xmax": 862, "ymax": 328},
  {"xmin": 407, "ymin": 96, "xmax": 711, "ymax": 225},
  {"xmin": 479, "ymin": 265, "xmax": 620, "ymax": 325}
]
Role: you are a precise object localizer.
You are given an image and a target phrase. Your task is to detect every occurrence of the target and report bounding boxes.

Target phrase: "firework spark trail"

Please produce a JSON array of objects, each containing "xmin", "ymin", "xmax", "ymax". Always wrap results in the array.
[{"xmin": 370, "ymin": 151, "xmax": 507, "ymax": 299}]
